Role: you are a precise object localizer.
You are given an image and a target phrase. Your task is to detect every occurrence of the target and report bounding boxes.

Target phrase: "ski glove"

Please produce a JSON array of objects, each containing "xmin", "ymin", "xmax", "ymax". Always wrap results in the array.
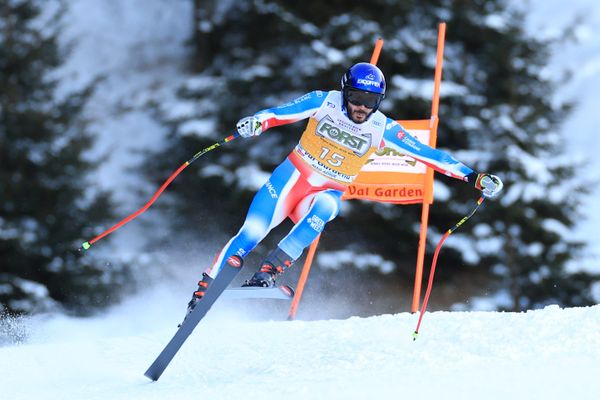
[
  {"xmin": 469, "ymin": 173, "xmax": 503, "ymax": 198},
  {"xmin": 236, "ymin": 116, "xmax": 263, "ymax": 138}
]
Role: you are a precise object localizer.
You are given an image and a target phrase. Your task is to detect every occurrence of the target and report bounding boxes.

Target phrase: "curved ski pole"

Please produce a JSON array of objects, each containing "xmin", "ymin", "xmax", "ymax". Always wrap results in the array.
[
  {"xmin": 79, "ymin": 133, "xmax": 240, "ymax": 252},
  {"xmin": 413, "ymin": 196, "xmax": 485, "ymax": 340}
]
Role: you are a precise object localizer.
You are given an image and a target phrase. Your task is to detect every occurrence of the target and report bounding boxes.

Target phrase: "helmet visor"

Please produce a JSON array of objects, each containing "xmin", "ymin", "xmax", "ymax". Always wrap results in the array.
[{"xmin": 344, "ymin": 88, "xmax": 383, "ymax": 109}]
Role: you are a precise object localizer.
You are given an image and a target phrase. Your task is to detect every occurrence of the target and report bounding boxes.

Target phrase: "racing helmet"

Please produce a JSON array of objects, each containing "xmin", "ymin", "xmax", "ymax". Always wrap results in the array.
[{"xmin": 341, "ymin": 62, "xmax": 386, "ymax": 111}]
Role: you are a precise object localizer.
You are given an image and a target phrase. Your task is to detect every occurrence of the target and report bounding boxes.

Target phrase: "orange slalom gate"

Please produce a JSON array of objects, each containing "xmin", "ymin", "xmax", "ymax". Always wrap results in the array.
[{"xmin": 288, "ymin": 24, "xmax": 447, "ymax": 319}]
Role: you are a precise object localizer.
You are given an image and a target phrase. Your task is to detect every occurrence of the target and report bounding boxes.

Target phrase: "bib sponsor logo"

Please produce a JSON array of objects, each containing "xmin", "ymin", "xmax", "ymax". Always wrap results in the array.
[
  {"xmin": 294, "ymin": 145, "xmax": 354, "ymax": 183},
  {"xmin": 316, "ymin": 116, "xmax": 371, "ymax": 156},
  {"xmin": 337, "ymin": 118, "xmax": 360, "ymax": 133}
]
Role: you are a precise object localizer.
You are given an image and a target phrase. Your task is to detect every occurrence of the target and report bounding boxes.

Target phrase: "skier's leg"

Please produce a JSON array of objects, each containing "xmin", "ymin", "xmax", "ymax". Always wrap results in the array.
[
  {"xmin": 184, "ymin": 169, "xmax": 291, "ymax": 316},
  {"xmin": 185, "ymin": 159, "xmax": 309, "ymax": 316},
  {"xmin": 206, "ymin": 158, "xmax": 304, "ymax": 278},
  {"xmin": 280, "ymin": 189, "xmax": 343, "ymax": 259},
  {"xmin": 244, "ymin": 189, "xmax": 343, "ymax": 287}
]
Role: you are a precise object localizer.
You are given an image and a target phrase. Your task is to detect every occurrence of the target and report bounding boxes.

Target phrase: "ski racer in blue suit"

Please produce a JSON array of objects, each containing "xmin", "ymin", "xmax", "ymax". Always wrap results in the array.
[{"xmin": 184, "ymin": 63, "xmax": 503, "ymax": 313}]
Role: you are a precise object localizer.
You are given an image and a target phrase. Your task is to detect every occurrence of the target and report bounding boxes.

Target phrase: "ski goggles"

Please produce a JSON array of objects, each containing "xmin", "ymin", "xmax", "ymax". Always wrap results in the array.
[{"xmin": 344, "ymin": 88, "xmax": 383, "ymax": 109}]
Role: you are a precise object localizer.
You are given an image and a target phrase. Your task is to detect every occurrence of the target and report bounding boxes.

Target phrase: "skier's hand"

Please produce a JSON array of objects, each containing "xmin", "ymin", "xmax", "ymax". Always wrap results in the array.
[
  {"xmin": 472, "ymin": 173, "xmax": 503, "ymax": 198},
  {"xmin": 236, "ymin": 116, "xmax": 263, "ymax": 138}
]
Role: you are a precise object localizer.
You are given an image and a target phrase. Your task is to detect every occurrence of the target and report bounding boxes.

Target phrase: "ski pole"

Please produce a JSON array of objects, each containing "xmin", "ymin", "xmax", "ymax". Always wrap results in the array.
[
  {"xmin": 412, "ymin": 196, "xmax": 485, "ymax": 340},
  {"xmin": 79, "ymin": 133, "xmax": 240, "ymax": 252}
]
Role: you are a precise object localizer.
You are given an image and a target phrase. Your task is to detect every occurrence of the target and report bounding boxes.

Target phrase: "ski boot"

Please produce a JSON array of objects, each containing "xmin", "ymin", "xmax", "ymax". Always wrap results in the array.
[
  {"xmin": 179, "ymin": 272, "xmax": 213, "ymax": 327},
  {"xmin": 242, "ymin": 247, "xmax": 293, "ymax": 288}
]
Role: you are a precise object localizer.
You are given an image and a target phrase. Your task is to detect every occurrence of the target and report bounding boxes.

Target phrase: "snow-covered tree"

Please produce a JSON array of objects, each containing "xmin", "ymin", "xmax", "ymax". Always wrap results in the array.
[
  {"xmin": 148, "ymin": 0, "xmax": 597, "ymax": 311},
  {"xmin": 0, "ymin": 0, "xmax": 131, "ymax": 315},
  {"xmin": 433, "ymin": 3, "xmax": 598, "ymax": 310}
]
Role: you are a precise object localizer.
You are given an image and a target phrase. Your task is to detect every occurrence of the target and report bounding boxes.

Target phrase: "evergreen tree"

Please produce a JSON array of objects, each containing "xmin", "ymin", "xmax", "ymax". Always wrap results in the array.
[
  {"xmin": 148, "ymin": 0, "xmax": 597, "ymax": 311},
  {"xmin": 436, "ymin": 3, "xmax": 598, "ymax": 310},
  {"xmin": 0, "ymin": 0, "xmax": 131, "ymax": 315}
]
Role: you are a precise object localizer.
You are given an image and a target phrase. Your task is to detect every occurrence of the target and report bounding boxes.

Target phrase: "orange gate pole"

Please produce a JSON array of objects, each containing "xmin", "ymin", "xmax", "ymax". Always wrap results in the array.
[
  {"xmin": 411, "ymin": 22, "xmax": 446, "ymax": 312},
  {"xmin": 287, "ymin": 234, "xmax": 321, "ymax": 320},
  {"xmin": 370, "ymin": 38, "xmax": 384, "ymax": 64}
]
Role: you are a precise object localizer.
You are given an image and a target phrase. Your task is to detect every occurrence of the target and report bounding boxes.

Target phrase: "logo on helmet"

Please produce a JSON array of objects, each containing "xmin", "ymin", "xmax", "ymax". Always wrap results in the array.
[{"xmin": 356, "ymin": 78, "xmax": 381, "ymax": 88}]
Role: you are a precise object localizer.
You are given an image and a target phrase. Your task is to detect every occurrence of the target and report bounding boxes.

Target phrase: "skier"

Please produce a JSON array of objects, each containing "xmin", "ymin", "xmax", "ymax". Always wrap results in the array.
[{"xmin": 184, "ymin": 62, "xmax": 503, "ymax": 314}]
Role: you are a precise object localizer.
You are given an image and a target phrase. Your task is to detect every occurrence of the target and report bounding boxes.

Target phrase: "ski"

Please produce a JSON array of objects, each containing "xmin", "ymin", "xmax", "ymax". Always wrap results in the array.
[
  {"xmin": 144, "ymin": 255, "xmax": 243, "ymax": 381},
  {"xmin": 223, "ymin": 285, "xmax": 294, "ymax": 300}
]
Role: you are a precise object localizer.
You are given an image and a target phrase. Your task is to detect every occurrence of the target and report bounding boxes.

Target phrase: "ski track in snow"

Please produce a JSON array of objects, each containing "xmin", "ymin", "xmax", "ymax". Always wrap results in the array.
[{"xmin": 2, "ymin": 297, "xmax": 600, "ymax": 400}]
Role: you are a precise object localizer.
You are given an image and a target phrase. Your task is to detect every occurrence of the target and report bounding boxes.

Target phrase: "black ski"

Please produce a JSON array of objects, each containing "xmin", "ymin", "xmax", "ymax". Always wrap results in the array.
[
  {"xmin": 223, "ymin": 285, "xmax": 294, "ymax": 300},
  {"xmin": 144, "ymin": 255, "xmax": 243, "ymax": 381}
]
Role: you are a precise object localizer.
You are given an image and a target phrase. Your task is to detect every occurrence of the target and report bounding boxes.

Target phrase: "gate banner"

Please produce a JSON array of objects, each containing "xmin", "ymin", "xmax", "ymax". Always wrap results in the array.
[{"xmin": 342, "ymin": 119, "xmax": 435, "ymax": 204}]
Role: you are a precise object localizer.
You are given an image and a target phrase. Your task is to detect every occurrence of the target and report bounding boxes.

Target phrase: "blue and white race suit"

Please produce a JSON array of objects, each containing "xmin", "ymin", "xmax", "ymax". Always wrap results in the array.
[{"xmin": 206, "ymin": 90, "xmax": 474, "ymax": 277}]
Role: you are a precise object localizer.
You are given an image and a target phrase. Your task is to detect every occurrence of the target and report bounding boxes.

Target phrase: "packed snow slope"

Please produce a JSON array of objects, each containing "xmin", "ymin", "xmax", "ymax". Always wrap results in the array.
[
  {"xmin": 3, "ymin": 2, "xmax": 597, "ymax": 399},
  {"xmin": 2, "ymin": 290, "xmax": 600, "ymax": 400}
]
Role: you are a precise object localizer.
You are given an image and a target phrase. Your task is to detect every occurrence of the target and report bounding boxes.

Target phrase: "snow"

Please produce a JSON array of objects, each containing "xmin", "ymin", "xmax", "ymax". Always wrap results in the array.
[
  {"xmin": 235, "ymin": 165, "xmax": 271, "ymax": 191},
  {"xmin": 56, "ymin": 0, "xmax": 193, "ymax": 210},
  {"xmin": 318, "ymin": 250, "xmax": 396, "ymax": 273},
  {"xmin": 178, "ymin": 119, "xmax": 218, "ymax": 138},
  {"xmin": 524, "ymin": 0, "xmax": 600, "ymax": 261},
  {"xmin": 6, "ymin": 1, "xmax": 600, "ymax": 396},
  {"xmin": 52, "ymin": 0, "xmax": 193, "ymax": 257},
  {"xmin": 1, "ymin": 291, "xmax": 600, "ymax": 399},
  {"xmin": 49, "ymin": 0, "xmax": 600, "ymax": 267},
  {"xmin": 390, "ymin": 75, "xmax": 469, "ymax": 101}
]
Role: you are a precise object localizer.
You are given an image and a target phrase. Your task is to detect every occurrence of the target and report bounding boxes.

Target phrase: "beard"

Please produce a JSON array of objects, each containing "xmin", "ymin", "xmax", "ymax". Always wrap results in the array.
[{"xmin": 351, "ymin": 109, "xmax": 369, "ymax": 123}]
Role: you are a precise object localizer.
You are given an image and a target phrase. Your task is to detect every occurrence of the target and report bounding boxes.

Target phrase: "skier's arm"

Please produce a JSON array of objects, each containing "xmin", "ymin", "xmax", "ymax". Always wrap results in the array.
[
  {"xmin": 382, "ymin": 119, "xmax": 503, "ymax": 197},
  {"xmin": 382, "ymin": 119, "xmax": 474, "ymax": 180},
  {"xmin": 236, "ymin": 91, "xmax": 327, "ymax": 137}
]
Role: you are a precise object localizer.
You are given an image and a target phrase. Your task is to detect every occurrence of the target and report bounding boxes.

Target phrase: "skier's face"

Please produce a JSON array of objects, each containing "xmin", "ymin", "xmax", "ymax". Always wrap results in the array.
[
  {"xmin": 347, "ymin": 102, "xmax": 372, "ymax": 123},
  {"xmin": 344, "ymin": 88, "xmax": 382, "ymax": 123}
]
